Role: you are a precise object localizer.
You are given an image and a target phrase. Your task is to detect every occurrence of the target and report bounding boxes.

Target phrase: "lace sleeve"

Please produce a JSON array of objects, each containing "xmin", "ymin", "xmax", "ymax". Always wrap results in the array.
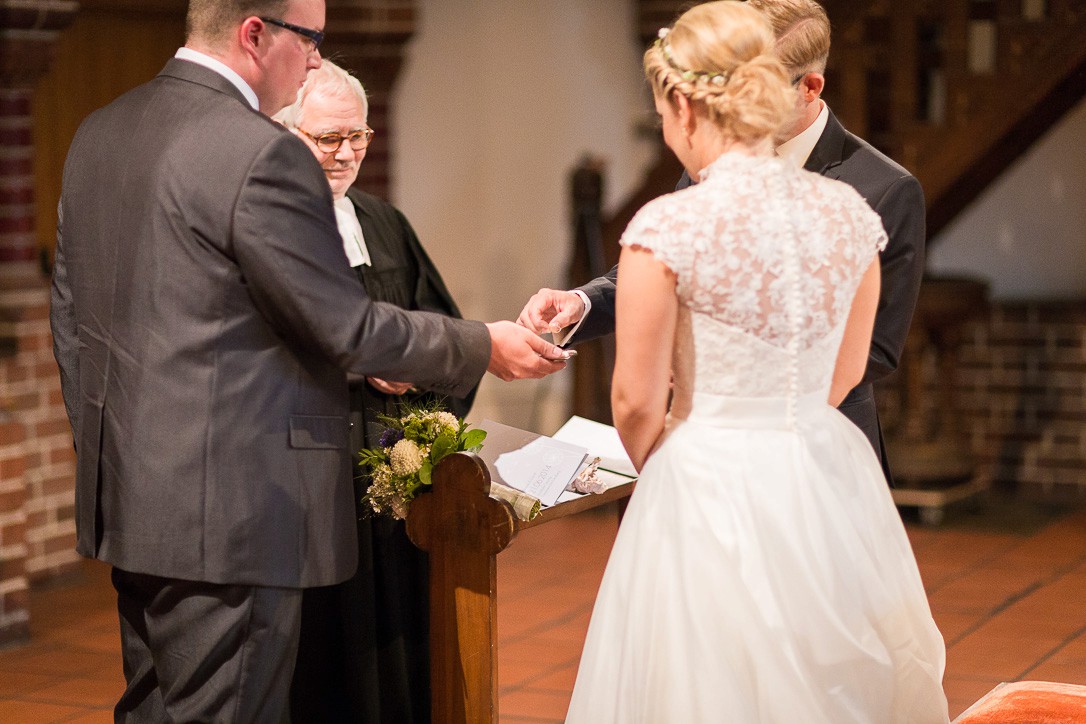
[
  {"xmin": 838, "ymin": 187, "xmax": 889, "ymax": 274},
  {"xmin": 856, "ymin": 197, "xmax": 889, "ymax": 257},
  {"xmin": 618, "ymin": 196, "xmax": 694, "ymax": 286}
]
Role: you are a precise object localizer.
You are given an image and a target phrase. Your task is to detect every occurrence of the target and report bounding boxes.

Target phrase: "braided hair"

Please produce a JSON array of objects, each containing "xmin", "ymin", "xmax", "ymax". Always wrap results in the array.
[{"xmin": 644, "ymin": 1, "xmax": 795, "ymax": 145}]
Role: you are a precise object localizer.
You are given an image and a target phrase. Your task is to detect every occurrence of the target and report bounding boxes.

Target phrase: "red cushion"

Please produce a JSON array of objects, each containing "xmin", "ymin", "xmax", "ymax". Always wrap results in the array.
[{"xmin": 954, "ymin": 681, "xmax": 1086, "ymax": 723}]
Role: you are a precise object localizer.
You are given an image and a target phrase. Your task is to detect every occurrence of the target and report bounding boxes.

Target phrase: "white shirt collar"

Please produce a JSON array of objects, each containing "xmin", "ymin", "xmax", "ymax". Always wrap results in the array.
[
  {"xmin": 174, "ymin": 47, "xmax": 260, "ymax": 111},
  {"xmin": 333, "ymin": 196, "xmax": 372, "ymax": 268},
  {"xmin": 776, "ymin": 100, "xmax": 829, "ymax": 168}
]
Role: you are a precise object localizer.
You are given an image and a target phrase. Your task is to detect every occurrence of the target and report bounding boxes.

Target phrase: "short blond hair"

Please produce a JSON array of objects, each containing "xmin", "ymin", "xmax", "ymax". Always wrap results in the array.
[
  {"xmin": 644, "ymin": 1, "xmax": 793, "ymax": 144},
  {"xmin": 746, "ymin": 0, "xmax": 831, "ymax": 76}
]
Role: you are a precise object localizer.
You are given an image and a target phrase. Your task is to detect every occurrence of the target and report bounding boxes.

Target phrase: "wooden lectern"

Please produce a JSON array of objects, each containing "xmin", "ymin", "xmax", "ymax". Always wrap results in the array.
[{"xmin": 406, "ymin": 452, "xmax": 634, "ymax": 723}]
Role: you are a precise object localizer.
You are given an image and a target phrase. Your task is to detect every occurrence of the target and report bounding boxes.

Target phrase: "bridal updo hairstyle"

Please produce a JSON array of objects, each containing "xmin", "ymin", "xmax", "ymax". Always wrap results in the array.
[{"xmin": 644, "ymin": 1, "xmax": 794, "ymax": 144}]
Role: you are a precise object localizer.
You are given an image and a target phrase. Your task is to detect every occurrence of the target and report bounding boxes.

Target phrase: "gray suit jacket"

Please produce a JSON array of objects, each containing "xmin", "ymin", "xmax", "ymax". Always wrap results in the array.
[
  {"xmin": 572, "ymin": 110, "xmax": 926, "ymax": 483},
  {"xmin": 50, "ymin": 59, "xmax": 490, "ymax": 588}
]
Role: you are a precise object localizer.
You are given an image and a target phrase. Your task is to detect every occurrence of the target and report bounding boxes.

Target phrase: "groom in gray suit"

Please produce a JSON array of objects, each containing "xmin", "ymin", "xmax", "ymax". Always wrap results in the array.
[
  {"xmin": 50, "ymin": 0, "xmax": 566, "ymax": 720},
  {"xmin": 518, "ymin": 0, "xmax": 925, "ymax": 487}
]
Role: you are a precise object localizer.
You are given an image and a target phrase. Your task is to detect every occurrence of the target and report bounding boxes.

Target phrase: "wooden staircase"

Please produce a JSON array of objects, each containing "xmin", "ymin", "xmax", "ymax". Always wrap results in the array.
[{"xmin": 820, "ymin": 0, "xmax": 1086, "ymax": 236}]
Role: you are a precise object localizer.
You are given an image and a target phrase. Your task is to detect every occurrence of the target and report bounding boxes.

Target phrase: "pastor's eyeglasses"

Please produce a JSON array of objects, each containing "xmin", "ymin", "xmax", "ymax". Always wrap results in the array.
[{"xmin": 300, "ymin": 127, "xmax": 375, "ymax": 153}]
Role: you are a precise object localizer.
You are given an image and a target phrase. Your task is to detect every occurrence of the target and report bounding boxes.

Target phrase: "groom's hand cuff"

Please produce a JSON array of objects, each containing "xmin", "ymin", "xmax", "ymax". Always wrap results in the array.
[{"xmin": 553, "ymin": 290, "xmax": 592, "ymax": 347}]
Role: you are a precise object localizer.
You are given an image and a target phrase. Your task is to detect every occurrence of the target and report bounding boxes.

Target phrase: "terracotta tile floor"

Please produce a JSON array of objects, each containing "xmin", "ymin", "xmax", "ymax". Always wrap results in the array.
[{"xmin": 1, "ymin": 495, "xmax": 1084, "ymax": 723}]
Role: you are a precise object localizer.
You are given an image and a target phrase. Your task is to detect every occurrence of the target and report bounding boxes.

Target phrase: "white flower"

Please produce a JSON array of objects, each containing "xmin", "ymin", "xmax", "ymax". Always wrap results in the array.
[
  {"xmin": 427, "ymin": 411, "xmax": 459, "ymax": 436},
  {"xmin": 371, "ymin": 465, "xmax": 393, "ymax": 488},
  {"xmin": 365, "ymin": 465, "xmax": 396, "ymax": 514},
  {"xmin": 658, "ymin": 27, "xmax": 669, "ymax": 40},
  {"xmin": 390, "ymin": 438, "xmax": 425, "ymax": 476}
]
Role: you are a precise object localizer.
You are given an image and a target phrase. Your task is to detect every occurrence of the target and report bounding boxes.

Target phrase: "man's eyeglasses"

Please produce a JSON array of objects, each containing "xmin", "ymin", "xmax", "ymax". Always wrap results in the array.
[
  {"xmin": 300, "ymin": 127, "xmax": 376, "ymax": 153},
  {"xmin": 260, "ymin": 17, "xmax": 324, "ymax": 51}
]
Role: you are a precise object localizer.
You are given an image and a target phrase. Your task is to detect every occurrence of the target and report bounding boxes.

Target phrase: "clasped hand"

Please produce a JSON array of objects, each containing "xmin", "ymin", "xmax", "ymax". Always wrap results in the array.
[
  {"xmin": 485, "ymin": 320, "xmax": 569, "ymax": 381},
  {"xmin": 515, "ymin": 288, "xmax": 586, "ymax": 336}
]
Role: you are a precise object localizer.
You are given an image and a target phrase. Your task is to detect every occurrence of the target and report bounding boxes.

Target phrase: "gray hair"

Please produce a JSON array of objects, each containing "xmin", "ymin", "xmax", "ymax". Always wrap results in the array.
[
  {"xmin": 186, "ymin": 0, "xmax": 289, "ymax": 50},
  {"xmin": 274, "ymin": 61, "xmax": 370, "ymax": 130}
]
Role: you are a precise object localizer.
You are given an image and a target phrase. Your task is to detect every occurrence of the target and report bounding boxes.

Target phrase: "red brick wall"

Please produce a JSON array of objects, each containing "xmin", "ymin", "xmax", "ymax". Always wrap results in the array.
[
  {"xmin": 0, "ymin": 274, "xmax": 80, "ymax": 645},
  {"xmin": 0, "ymin": 409, "xmax": 29, "ymax": 646},
  {"xmin": 324, "ymin": 0, "xmax": 417, "ymax": 200},
  {"xmin": 957, "ymin": 302, "xmax": 1086, "ymax": 497},
  {"xmin": 0, "ymin": 263, "xmax": 79, "ymax": 643},
  {"xmin": 878, "ymin": 300, "xmax": 1086, "ymax": 499},
  {"xmin": 1, "ymin": 15, "xmax": 80, "ymax": 640}
]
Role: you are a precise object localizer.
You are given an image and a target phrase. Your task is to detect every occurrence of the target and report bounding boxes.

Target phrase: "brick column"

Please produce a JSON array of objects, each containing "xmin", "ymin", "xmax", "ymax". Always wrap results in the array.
[
  {"xmin": 0, "ymin": 0, "xmax": 79, "ymax": 645},
  {"xmin": 324, "ymin": 0, "xmax": 416, "ymax": 200}
]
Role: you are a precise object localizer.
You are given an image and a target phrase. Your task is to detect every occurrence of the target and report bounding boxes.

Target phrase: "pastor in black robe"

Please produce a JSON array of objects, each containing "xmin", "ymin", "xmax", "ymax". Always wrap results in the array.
[{"xmin": 290, "ymin": 189, "xmax": 477, "ymax": 724}]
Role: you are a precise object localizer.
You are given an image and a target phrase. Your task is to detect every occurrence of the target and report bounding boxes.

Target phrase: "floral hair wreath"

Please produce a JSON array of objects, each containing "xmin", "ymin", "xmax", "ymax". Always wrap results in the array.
[{"xmin": 655, "ymin": 27, "xmax": 730, "ymax": 87}]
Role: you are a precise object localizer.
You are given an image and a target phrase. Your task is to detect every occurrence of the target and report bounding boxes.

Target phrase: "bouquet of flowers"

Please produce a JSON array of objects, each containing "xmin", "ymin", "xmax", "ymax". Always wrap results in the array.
[{"xmin": 359, "ymin": 401, "xmax": 487, "ymax": 520}]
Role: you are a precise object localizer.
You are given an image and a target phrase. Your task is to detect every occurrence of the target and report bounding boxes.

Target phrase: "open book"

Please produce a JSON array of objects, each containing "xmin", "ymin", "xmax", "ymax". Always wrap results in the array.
[{"xmin": 477, "ymin": 418, "xmax": 636, "ymax": 508}]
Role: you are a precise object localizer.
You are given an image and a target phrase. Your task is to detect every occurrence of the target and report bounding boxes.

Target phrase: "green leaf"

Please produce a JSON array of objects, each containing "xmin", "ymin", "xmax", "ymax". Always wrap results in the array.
[
  {"xmin": 430, "ymin": 432, "xmax": 455, "ymax": 465},
  {"xmin": 357, "ymin": 449, "xmax": 387, "ymax": 468},
  {"xmin": 461, "ymin": 429, "xmax": 487, "ymax": 450},
  {"xmin": 419, "ymin": 461, "xmax": 432, "ymax": 487}
]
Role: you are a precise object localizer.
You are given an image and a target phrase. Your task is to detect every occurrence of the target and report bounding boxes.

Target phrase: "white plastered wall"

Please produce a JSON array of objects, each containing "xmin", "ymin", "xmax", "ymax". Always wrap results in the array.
[
  {"xmin": 392, "ymin": 0, "xmax": 657, "ymax": 431},
  {"xmin": 928, "ymin": 96, "xmax": 1086, "ymax": 301}
]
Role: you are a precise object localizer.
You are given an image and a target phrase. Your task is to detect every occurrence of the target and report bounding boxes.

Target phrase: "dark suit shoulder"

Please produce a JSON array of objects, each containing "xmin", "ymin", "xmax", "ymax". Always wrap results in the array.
[
  {"xmin": 834, "ymin": 129, "xmax": 918, "ymax": 203},
  {"xmin": 808, "ymin": 110, "xmax": 920, "ymax": 212},
  {"xmin": 73, "ymin": 67, "xmax": 289, "ymax": 175}
]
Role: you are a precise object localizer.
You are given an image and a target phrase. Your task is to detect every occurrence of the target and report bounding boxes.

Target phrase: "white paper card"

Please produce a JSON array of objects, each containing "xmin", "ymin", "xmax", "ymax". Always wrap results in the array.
[
  {"xmin": 477, "ymin": 420, "xmax": 588, "ymax": 506},
  {"xmin": 552, "ymin": 416, "xmax": 636, "ymax": 478}
]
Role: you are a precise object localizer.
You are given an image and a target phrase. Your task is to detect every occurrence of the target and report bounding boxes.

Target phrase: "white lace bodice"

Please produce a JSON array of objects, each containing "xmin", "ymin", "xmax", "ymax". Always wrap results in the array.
[{"xmin": 620, "ymin": 153, "xmax": 887, "ymax": 403}]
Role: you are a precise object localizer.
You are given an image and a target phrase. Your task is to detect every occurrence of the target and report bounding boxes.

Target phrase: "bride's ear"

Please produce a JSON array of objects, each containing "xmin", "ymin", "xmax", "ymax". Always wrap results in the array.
[{"xmin": 675, "ymin": 93, "xmax": 696, "ymax": 144}]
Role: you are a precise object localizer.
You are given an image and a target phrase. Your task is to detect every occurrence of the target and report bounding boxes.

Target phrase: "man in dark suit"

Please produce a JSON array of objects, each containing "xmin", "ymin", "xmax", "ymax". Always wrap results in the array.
[
  {"xmin": 49, "ymin": 1, "xmax": 566, "ymax": 720},
  {"xmin": 517, "ymin": 0, "xmax": 925, "ymax": 486}
]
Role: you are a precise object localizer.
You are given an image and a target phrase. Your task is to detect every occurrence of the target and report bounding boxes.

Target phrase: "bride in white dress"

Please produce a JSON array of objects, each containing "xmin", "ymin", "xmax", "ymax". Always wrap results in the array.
[{"xmin": 564, "ymin": 3, "xmax": 949, "ymax": 723}]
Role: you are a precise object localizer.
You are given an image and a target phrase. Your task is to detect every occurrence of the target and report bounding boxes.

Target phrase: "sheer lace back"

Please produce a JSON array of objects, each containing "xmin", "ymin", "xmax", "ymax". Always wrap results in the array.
[{"xmin": 621, "ymin": 153, "xmax": 887, "ymax": 403}]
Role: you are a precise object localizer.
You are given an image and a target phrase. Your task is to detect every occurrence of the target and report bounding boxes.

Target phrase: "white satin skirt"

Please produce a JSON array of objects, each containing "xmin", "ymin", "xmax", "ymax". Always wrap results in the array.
[{"xmin": 565, "ymin": 392, "xmax": 949, "ymax": 723}]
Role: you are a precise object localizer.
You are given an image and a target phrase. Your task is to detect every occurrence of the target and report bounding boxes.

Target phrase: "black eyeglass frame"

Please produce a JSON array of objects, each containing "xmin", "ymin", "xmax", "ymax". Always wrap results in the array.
[
  {"xmin": 299, "ymin": 127, "xmax": 376, "ymax": 153},
  {"xmin": 259, "ymin": 16, "xmax": 325, "ymax": 50}
]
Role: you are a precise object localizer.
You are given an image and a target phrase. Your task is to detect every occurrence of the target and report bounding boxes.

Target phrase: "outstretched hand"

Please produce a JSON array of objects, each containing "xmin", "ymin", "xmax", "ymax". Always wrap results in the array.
[
  {"xmin": 516, "ymin": 288, "xmax": 585, "ymax": 336},
  {"xmin": 486, "ymin": 321, "xmax": 569, "ymax": 381}
]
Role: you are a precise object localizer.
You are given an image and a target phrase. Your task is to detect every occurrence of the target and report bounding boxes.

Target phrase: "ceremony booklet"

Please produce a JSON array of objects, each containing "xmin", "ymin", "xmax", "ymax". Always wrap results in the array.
[
  {"xmin": 552, "ymin": 416, "xmax": 637, "ymax": 478},
  {"xmin": 477, "ymin": 417, "xmax": 637, "ymax": 508},
  {"xmin": 477, "ymin": 420, "xmax": 591, "ymax": 507}
]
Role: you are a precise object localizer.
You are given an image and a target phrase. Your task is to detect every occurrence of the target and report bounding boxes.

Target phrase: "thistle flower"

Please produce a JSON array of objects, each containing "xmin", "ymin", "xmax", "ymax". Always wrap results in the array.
[{"xmin": 379, "ymin": 427, "xmax": 404, "ymax": 448}]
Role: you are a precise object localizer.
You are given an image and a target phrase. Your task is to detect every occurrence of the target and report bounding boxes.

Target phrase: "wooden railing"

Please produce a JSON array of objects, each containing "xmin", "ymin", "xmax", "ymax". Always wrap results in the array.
[{"xmin": 405, "ymin": 453, "xmax": 633, "ymax": 723}]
